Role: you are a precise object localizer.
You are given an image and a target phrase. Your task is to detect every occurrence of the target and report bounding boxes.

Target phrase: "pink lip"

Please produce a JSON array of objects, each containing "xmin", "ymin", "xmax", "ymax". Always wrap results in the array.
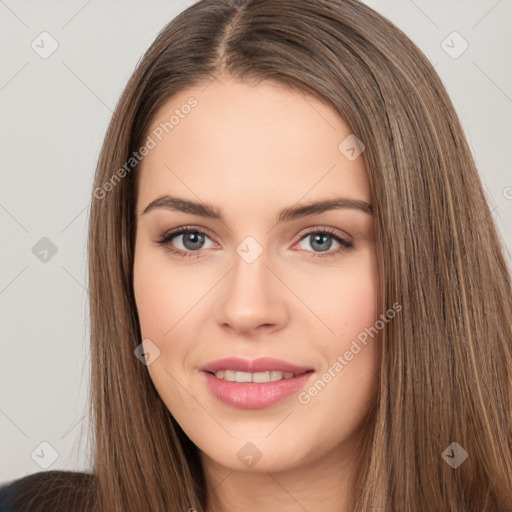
[
  {"xmin": 200, "ymin": 357, "xmax": 315, "ymax": 409},
  {"xmin": 200, "ymin": 357, "xmax": 313, "ymax": 375}
]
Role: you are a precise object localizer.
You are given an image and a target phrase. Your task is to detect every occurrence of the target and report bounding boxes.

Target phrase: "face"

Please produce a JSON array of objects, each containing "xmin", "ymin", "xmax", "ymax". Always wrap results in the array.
[{"xmin": 133, "ymin": 76, "xmax": 379, "ymax": 475}]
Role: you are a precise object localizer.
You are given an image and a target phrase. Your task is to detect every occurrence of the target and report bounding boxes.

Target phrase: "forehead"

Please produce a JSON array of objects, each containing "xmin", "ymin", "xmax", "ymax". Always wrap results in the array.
[{"xmin": 136, "ymin": 77, "xmax": 370, "ymax": 215}]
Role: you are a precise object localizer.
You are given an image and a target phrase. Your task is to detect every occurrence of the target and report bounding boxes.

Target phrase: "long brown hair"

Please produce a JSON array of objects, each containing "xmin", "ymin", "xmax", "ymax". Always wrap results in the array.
[{"xmin": 82, "ymin": 0, "xmax": 512, "ymax": 510}]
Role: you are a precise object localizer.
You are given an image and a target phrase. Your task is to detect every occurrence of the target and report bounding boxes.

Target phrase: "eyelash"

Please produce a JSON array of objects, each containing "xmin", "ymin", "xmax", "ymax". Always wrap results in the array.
[{"xmin": 153, "ymin": 225, "xmax": 354, "ymax": 260}]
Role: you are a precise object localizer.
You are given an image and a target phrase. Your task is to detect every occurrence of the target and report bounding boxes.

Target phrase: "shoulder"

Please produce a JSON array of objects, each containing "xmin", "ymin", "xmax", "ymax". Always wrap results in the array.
[{"xmin": 0, "ymin": 470, "xmax": 95, "ymax": 512}]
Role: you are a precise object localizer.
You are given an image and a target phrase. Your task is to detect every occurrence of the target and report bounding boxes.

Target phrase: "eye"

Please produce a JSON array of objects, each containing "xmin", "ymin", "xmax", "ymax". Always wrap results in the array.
[
  {"xmin": 294, "ymin": 227, "xmax": 353, "ymax": 257},
  {"xmin": 154, "ymin": 226, "xmax": 216, "ymax": 259}
]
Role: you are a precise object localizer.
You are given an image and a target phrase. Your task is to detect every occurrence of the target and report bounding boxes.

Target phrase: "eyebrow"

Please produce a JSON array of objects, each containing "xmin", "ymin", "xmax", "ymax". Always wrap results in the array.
[{"xmin": 141, "ymin": 194, "xmax": 373, "ymax": 222}]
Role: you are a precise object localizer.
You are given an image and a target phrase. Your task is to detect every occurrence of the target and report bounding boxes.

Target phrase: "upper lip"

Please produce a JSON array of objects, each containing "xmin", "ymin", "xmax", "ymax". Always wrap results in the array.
[{"xmin": 200, "ymin": 357, "xmax": 313, "ymax": 375}]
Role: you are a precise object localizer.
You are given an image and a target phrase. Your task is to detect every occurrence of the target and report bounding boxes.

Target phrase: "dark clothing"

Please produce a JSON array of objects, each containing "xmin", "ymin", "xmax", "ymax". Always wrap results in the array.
[{"xmin": 0, "ymin": 471, "xmax": 93, "ymax": 512}]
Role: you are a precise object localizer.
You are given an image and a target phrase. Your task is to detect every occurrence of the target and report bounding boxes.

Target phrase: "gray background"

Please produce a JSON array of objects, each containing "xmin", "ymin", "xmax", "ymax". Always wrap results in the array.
[{"xmin": 1, "ymin": 0, "xmax": 511, "ymax": 483}]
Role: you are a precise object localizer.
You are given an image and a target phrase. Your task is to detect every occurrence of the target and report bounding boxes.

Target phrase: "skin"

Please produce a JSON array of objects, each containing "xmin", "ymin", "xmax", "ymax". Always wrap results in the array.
[{"xmin": 133, "ymin": 76, "xmax": 379, "ymax": 512}]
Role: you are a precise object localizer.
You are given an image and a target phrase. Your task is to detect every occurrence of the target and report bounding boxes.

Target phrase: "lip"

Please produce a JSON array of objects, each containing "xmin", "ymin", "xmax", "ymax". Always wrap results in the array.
[
  {"xmin": 200, "ymin": 357, "xmax": 315, "ymax": 409},
  {"xmin": 200, "ymin": 357, "xmax": 313, "ymax": 375}
]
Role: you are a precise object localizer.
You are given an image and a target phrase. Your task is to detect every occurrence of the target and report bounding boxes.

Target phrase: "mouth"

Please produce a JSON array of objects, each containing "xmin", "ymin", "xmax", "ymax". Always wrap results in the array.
[
  {"xmin": 200, "ymin": 357, "xmax": 315, "ymax": 409},
  {"xmin": 204, "ymin": 369, "xmax": 311, "ymax": 383},
  {"xmin": 200, "ymin": 356, "xmax": 314, "ymax": 375}
]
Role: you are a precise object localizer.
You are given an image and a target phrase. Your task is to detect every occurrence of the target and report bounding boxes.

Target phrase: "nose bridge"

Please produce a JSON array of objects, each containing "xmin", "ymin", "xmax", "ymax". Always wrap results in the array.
[{"xmin": 216, "ymin": 236, "xmax": 287, "ymax": 333}]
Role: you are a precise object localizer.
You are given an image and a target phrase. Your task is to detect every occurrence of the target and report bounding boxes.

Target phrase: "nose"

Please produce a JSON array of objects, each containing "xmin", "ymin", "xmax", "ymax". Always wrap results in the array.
[{"xmin": 214, "ymin": 247, "xmax": 289, "ymax": 337}]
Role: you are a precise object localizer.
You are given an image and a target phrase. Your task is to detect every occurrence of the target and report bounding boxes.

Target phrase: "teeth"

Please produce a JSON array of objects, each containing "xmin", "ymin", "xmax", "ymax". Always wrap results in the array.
[
  {"xmin": 254, "ymin": 371, "xmax": 271, "ymax": 383},
  {"xmin": 213, "ymin": 370, "xmax": 296, "ymax": 382}
]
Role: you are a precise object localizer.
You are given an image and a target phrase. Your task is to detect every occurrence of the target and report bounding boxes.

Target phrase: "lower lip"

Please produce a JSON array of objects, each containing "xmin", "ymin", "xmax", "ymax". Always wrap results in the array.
[{"xmin": 202, "ymin": 371, "xmax": 314, "ymax": 409}]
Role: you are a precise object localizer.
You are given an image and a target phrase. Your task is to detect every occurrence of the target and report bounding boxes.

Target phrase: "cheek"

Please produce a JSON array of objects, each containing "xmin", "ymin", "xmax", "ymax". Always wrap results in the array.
[
  {"xmin": 335, "ymin": 266, "xmax": 378, "ymax": 339},
  {"xmin": 295, "ymin": 249, "xmax": 379, "ymax": 426},
  {"xmin": 133, "ymin": 248, "xmax": 193, "ymax": 410},
  {"xmin": 295, "ymin": 248, "xmax": 379, "ymax": 342},
  {"xmin": 133, "ymin": 247, "xmax": 197, "ymax": 339},
  {"xmin": 330, "ymin": 250, "xmax": 380, "ymax": 387}
]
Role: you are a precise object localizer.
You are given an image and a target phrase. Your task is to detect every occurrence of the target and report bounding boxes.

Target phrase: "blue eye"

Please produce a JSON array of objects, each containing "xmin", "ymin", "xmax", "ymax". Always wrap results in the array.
[
  {"xmin": 155, "ymin": 228, "xmax": 214, "ymax": 259},
  {"xmin": 296, "ymin": 229, "xmax": 353, "ymax": 257},
  {"xmin": 154, "ymin": 226, "xmax": 353, "ymax": 259}
]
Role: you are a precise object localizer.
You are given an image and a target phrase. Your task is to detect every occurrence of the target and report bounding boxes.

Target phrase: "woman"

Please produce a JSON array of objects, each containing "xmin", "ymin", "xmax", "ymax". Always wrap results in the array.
[{"xmin": 1, "ymin": 0, "xmax": 511, "ymax": 510}]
